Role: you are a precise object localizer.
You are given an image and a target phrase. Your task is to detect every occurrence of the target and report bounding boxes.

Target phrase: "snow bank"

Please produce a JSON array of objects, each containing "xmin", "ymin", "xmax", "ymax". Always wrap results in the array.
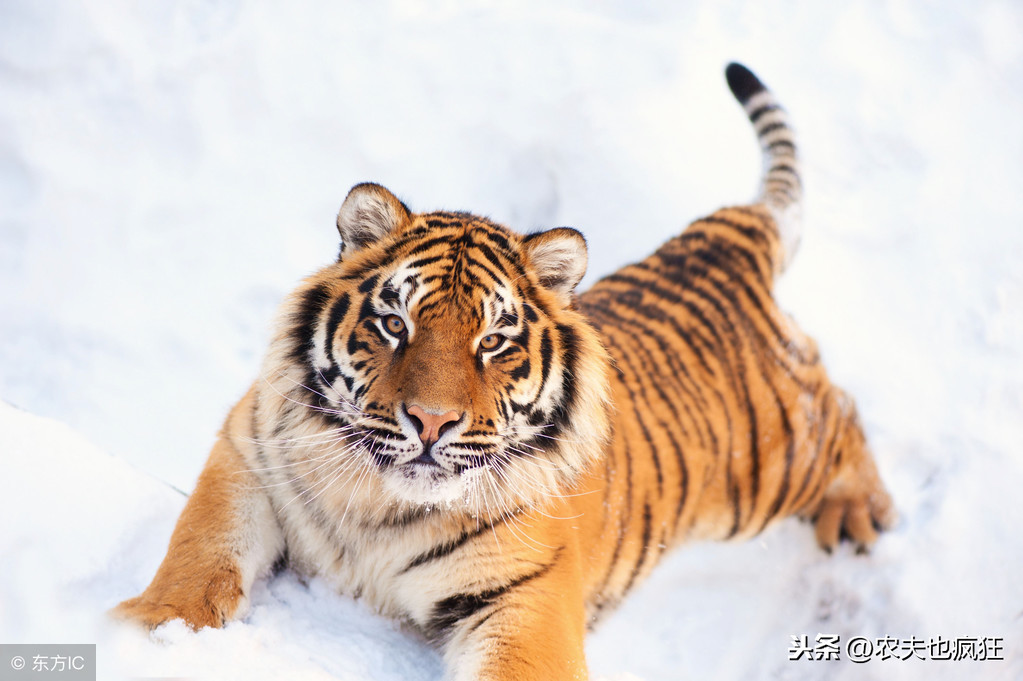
[{"xmin": 0, "ymin": 402, "xmax": 444, "ymax": 681}]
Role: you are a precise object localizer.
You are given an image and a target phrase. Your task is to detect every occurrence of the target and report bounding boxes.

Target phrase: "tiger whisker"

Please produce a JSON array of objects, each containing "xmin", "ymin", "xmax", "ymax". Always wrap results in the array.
[
  {"xmin": 276, "ymin": 435, "xmax": 372, "ymax": 507},
  {"xmin": 482, "ymin": 456, "xmax": 561, "ymax": 553},
  {"xmin": 262, "ymin": 369, "xmax": 394, "ymax": 430},
  {"xmin": 313, "ymin": 366, "xmax": 368, "ymax": 416},
  {"xmin": 339, "ymin": 441, "xmax": 384, "ymax": 529},
  {"xmin": 305, "ymin": 438, "xmax": 372, "ymax": 509},
  {"xmin": 502, "ymin": 446, "xmax": 561, "ymax": 472},
  {"xmin": 239, "ymin": 428, "xmax": 370, "ymax": 478},
  {"xmin": 260, "ymin": 373, "xmax": 362, "ymax": 420},
  {"xmin": 507, "ymin": 422, "xmax": 586, "ymax": 446},
  {"xmin": 238, "ymin": 425, "xmax": 360, "ymax": 451}
]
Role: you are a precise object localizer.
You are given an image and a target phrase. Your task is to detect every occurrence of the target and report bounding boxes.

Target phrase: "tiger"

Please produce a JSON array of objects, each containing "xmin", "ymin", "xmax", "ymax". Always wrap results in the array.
[{"xmin": 113, "ymin": 63, "xmax": 895, "ymax": 680}]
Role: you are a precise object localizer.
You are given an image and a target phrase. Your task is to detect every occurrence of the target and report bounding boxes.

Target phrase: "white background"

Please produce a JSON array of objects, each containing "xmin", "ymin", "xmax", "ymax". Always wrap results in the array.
[{"xmin": 1, "ymin": 1, "xmax": 1021, "ymax": 680}]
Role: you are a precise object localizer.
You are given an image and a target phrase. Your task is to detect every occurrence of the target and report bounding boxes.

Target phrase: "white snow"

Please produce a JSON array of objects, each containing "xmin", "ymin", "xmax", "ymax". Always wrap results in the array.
[{"xmin": 1, "ymin": 1, "xmax": 1021, "ymax": 680}]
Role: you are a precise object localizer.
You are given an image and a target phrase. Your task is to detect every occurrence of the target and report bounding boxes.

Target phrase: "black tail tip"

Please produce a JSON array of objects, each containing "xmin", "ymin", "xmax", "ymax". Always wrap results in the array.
[{"xmin": 725, "ymin": 62, "xmax": 766, "ymax": 104}]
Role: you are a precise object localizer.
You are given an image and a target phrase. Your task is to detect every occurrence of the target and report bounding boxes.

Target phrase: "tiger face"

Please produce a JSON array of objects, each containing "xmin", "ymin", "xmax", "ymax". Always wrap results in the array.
[{"xmin": 260, "ymin": 183, "xmax": 612, "ymax": 518}]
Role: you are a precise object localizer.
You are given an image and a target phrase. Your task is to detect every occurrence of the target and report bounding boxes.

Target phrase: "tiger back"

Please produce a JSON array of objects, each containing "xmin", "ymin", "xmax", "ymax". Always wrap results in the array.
[{"xmin": 113, "ymin": 63, "xmax": 895, "ymax": 681}]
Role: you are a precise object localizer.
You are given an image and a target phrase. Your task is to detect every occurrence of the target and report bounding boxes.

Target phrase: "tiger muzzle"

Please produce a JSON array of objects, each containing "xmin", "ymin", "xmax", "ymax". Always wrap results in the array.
[{"xmin": 403, "ymin": 404, "xmax": 463, "ymax": 462}]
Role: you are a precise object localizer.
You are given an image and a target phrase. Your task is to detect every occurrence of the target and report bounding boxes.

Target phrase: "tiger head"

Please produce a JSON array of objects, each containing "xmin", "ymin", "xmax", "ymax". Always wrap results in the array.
[{"xmin": 258, "ymin": 183, "xmax": 612, "ymax": 520}]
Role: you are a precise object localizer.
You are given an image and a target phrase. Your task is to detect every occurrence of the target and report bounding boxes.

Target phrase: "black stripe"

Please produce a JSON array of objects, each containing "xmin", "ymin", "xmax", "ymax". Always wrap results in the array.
[
  {"xmin": 400, "ymin": 516, "xmax": 512, "ymax": 574},
  {"xmin": 460, "ymin": 253, "xmax": 507, "ymax": 288},
  {"xmin": 317, "ymin": 364, "xmax": 341, "ymax": 393},
  {"xmin": 470, "ymin": 240, "xmax": 520, "ymax": 281},
  {"xmin": 289, "ymin": 283, "xmax": 333, "ymax": 362},
  {"xmin": 695, "ymin": 214, "xmax": 773, "ymax": 254},
  {"xmin": 767, "ymin": 163, "xmax": 800, "ymax": 179},
  {"xmin": 356, "ymin": 294, "xmax": 378, "ymax": 323},
  {"xmin": 426, "ymin": 549, "xmax": 561, "ymax": 641},
  {"xmin": 481, "ymin": 228, "xmax": 513, "ymax": 254},
  {"xmin": 548, "ymin": 324, "xmax": 580, "ymax": 436},
  {"xmin": 358, "ymin": 274, "xmax": 380, "ymax": 294},
  {"xmin": 537, "ymin": 328, "xmax": 553, "ymax": 388},
  {"xmin": 621, "ymin": 498, "xmax": 653, "ymax": 596},
  {"xmin": 767, "ymin": 139, "xmax": 796, "ymax": 153},
  {"xmin": 749, "ymin": 103, "xmax": 779, "ymax": 124},
  {"xmin": 346, "ymin": 326, "xmax": 369, "ymax": 357},
  {"xmin": 727, "ymin": 480, "xmax": 742, "ymax": 537},
  {"xmin": 756, "ymin": 382, "xmax": 796, "ymax": 532},
  {"xmin": 406, "ymin": 254, "xmax": 448, "ymax": 269},
  {"xmin": 593, "ymin": 445, "xmax": 630, "ymax": 603},
  {"xmin": 379, "ymin": 286, "xmax": 400, "ymax": 306},
  {"xmin": 798, "ymin": 398, "xmax": 843, "ymax": 514},
  {"xmin": 362, "ymin": 317, "xmax": 389, "ymax": 346},
  {"xmin": 509, "ymin": 357, "xmax": 531, "ymax": 381},
  {"xmin": 736, "ymin": 363, "xmax": 761, "ymax": 535},
  {"xmin": 338, "ymin": 252, "xmax": 390, "ymax": 280},
  {"xmin": 407, "ymin": 234, "xmax": 458, "ymax": 258},
  {"xmin": 790, "ymin": 395, "xmax": 831, "ymax": 511},
  {"xmin": 757, "ymin": 121, "xmax": 788, "ymax": 138},
  {"xmin": 324, "ymin": 292, "xmax": 351, "ymax": 358},
  {"xmin": 686, "ymin": 231, "xmax": 770, "ymax": 284}
]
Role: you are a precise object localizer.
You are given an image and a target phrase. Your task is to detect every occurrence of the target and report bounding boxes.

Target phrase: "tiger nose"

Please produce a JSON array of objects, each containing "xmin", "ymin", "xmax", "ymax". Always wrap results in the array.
[{"xmin": 404, "ymin": 405, "xmax": 462, "ymax": 447}]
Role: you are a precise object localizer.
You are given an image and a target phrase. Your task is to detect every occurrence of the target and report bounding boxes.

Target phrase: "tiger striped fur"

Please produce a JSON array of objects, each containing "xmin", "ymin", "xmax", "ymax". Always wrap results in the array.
[{"xmin": 114, "ymin": 63, "xmax": 895, "ymax": 680}]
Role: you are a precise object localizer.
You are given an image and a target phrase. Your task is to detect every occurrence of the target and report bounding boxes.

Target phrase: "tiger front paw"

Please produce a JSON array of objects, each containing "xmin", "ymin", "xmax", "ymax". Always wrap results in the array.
[
  {"xmin": 811, "ymin": 487, "xmax": 896, "ymax": 553},
  {"xmin": 111, "ymin": 567, "xmax": 245, "ymax": 631}
]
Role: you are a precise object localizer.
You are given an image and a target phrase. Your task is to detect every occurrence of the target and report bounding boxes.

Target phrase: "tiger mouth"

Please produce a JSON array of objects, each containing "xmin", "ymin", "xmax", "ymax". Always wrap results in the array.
[
  {"xmin": 408, "ymin": 450, "xmax": 444, "ymax": 468},
  {"xmin": 397, "ymin": 452, "xmax": 481, "ymax": 477},
  {"xmin": 399, "ymin": 460, "xmax": 451, "ymax": 480}
]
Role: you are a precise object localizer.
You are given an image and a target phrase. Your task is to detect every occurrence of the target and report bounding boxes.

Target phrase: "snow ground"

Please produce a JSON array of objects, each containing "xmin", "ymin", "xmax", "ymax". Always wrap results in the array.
[{"xmin": 1, "ymin": 1, "xmax": 1022, "ymax": 680}]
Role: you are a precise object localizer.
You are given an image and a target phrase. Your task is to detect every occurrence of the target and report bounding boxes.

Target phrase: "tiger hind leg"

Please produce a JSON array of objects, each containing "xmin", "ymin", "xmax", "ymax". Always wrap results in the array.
[{"xmin": 804, "ymin": 395, "xmax": 896, "ymax": 553}]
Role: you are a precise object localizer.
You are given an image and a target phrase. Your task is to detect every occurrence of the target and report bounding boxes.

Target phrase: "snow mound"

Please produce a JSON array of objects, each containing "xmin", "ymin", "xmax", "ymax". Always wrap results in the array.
[{"xmin": 2, "ymin": 399, "xmax": 1021, "ymax": 679}]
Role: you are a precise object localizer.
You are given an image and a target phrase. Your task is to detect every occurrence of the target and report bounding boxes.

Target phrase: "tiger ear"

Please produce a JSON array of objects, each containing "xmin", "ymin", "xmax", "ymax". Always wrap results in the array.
[
  {"xmin": 521, "ymin": 227, "xmax": 588, "ymax": 301},
  {"xmin": 336, "ymin": 183, "xmax": 412, "ymax": 256}
]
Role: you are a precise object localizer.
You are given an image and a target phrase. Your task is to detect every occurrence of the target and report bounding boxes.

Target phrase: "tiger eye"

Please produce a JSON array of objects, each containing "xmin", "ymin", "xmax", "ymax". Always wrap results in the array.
[
  {"xmin": 479, "ymin": 334, "xmax": 502, "ymax": 351},
  {"xmin": 384, "ymin": 315, "xmax": 406, "ymax": 335}
]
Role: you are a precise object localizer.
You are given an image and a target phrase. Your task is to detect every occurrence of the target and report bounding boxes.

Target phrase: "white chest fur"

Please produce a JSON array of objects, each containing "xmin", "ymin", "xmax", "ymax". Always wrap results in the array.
[{"xmin": 273, "ymin": 500, "xmax": 485, "ymax": 629}]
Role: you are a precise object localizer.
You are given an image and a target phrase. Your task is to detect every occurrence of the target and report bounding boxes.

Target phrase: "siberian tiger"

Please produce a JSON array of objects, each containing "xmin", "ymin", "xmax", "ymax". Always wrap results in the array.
[{"xmin": 114, "ymin": 63, "xmax": 895, "ymax": 679}]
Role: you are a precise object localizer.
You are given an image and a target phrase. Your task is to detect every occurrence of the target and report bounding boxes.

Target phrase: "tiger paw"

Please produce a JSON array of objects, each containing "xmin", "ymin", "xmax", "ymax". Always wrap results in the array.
[
  {"xmin": 111, "ymin": 568, "xmax": 245, "ymax": 631},
  {"xmin": 812, "ymin": 488, "xmax": 896, "ymax": 553}
]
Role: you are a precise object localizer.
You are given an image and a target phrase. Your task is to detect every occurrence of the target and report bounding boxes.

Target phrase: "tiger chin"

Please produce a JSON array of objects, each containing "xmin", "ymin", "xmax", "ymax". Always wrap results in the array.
[{"xmin": 113, "ymin": 63, "xmax": 895, "ymax": 680}]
